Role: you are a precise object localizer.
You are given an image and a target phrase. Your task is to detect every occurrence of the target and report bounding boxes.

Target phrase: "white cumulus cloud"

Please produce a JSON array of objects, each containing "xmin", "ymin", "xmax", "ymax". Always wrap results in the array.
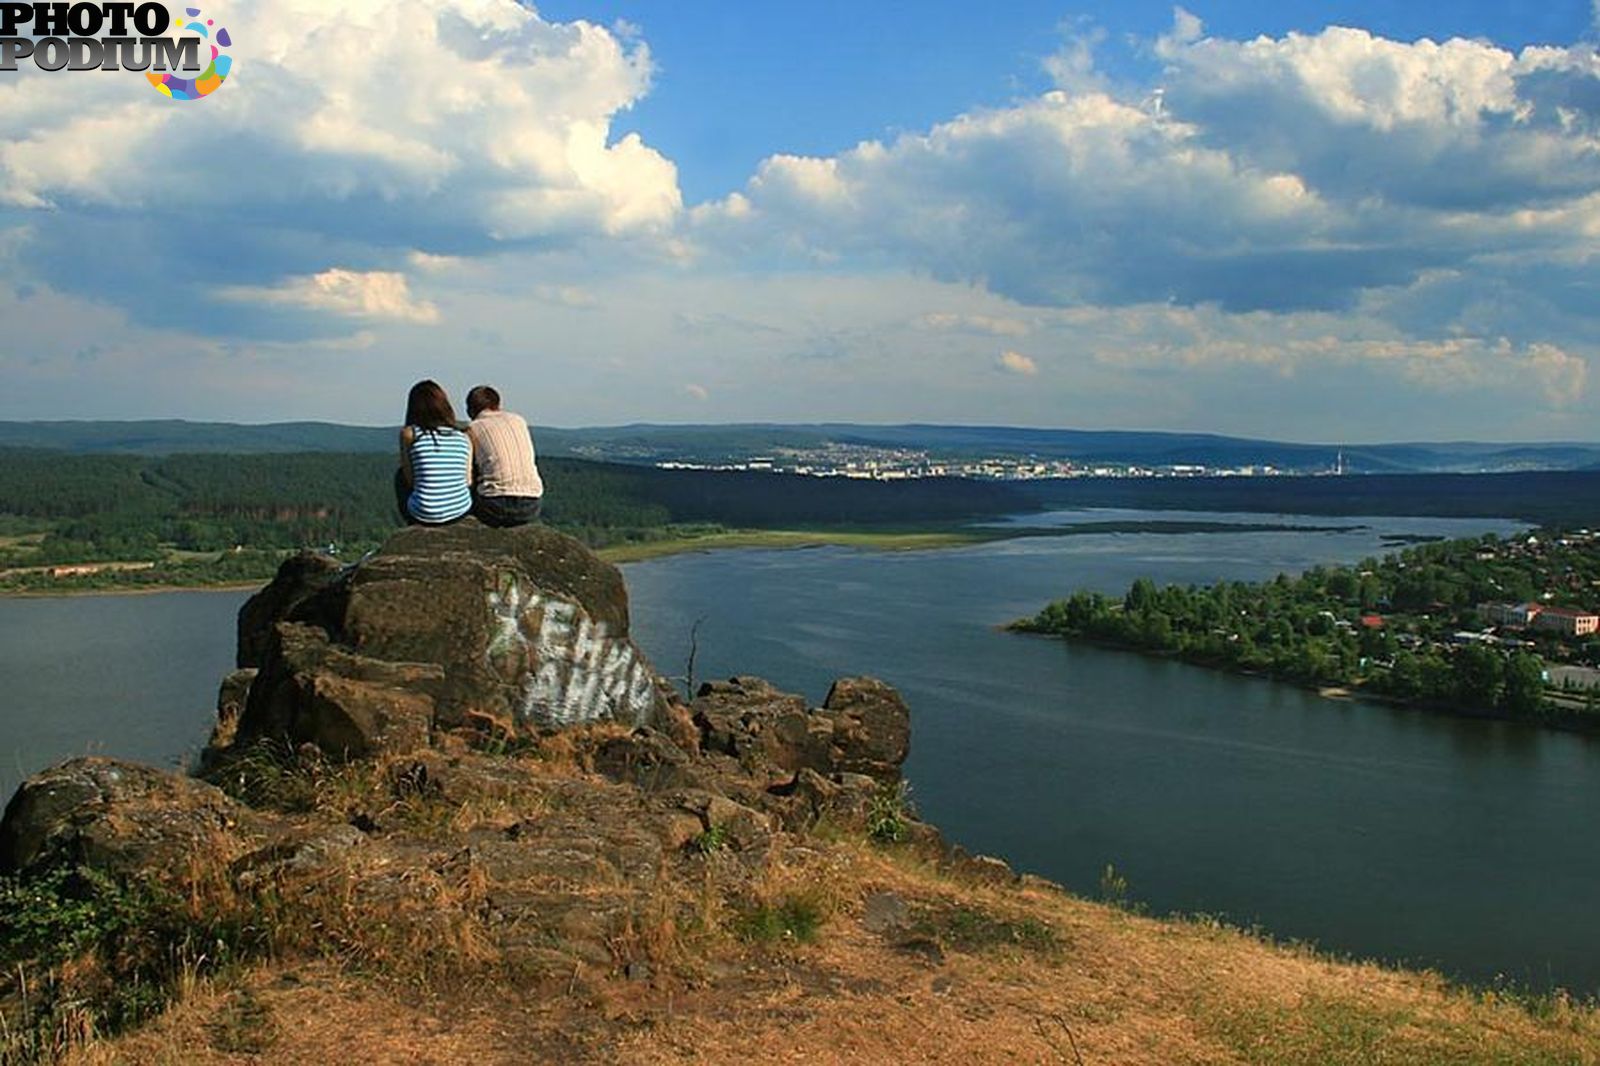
[
  {"xmin": 0, "ymin": 0, "xmax": 680, "ymax": 236},
  {"xmin": 698, "ymin": 15, "xmax": 1600, "ymax": 331},
  {"xmin": 0, "ymin": 0, "xmax": 681, "ymax": 338},
  {"xmin": 221, "ymin": 269, "xmax": 440, "ymax": 324},
  {"xmin": 697, "ymin": 88, "xmax": 1333, "ymax": 310},
  {"xmin": 996, "ymin": 350, "xmax": 1039, "ymax": 375}
]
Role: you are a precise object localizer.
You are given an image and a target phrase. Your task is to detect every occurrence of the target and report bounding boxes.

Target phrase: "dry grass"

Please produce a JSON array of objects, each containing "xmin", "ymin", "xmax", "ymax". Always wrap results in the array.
[
  {"xmin": 30, "ymin": 744, "xmax": 1600, "ymax": 1065},
  {"xmin": 66, "ymin": 832, "xmax": 1600, "ymax": 1066}
]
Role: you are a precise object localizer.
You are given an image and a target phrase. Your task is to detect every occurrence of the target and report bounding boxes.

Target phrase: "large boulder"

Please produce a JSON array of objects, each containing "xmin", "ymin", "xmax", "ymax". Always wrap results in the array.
[
  {"xmin": 690, "ymin": 675, "xmax": 910, "ymax": 783},
  {"xmin": 821, "ymin": 677, "xmax": 912, "ymax": 777},
  {"xmin": 241, "ymin": 622, "xmax": 443, "ymax": 759},
  {"xmin": 693, "ymin": 676, "xmax": 825, "ymax": 771},
  {"xmin": 0, "ymin": 758, "xmax": 255, "ymax": 878},
  {"xmin": 231, "ymin": 522, "xmax": 669, "ymax": 759}
]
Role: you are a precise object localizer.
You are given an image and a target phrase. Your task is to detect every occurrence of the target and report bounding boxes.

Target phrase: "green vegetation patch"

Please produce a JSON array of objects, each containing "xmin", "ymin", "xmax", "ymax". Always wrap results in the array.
[
  {"xmin": 866, "ymin": 780, "xmax": 913, "ymax": 846},
  {"xmin": 0, "ymin": 863, "xmax": 272, "ymax": 1060},
  {"xmin": 692, "ymin": 824, "xmax": 730, "ymax": 855},
  {"xmin": 1195, "ymin": 991, "xmax": 1582, "ymax": 1066},
  {"xmin": 0, "ymin": 447, "xmax": 1032, "ymax": 593},
  {"xmin": 733, "ymin": 893, "xmax": 827, "ymax": 945},
  {"xmin": 909, "ymin": 901, "xmax": 1062, "ymax": 957},
  {"xmin": 207, "ymin": 738, "xmax": 323, "ymax": 813}
]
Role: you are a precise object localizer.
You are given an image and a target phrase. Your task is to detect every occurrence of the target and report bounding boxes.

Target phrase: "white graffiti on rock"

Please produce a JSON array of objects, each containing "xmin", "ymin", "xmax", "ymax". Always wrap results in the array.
[{"xmin": 486, "ymin": 579, "xmax": 656, "ymax": 727}]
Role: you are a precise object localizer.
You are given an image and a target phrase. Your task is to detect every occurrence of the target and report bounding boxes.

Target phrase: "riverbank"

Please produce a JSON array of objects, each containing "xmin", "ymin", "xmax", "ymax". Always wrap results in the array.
[
  {"xmin": 0, "ymin": 581, "xmax": 266, "ymax": 599},
  {"xmin": 0, "ymin": 531, "xmax": 988, "ymax": 597},
  {"xmin": 2, "ymin": 517, "xmax": 1387, "ymax": 595},
  {"xmin": 1015, "ymin": 529, "xmax": 1600, "ymax": 733},
  {"xmin": 597, "ymin": 527, "xmax": 996, "ymax": 562},
  {"xmin": 1010, "ymin": 625, "xmax": 1600, "ymax": 735}
]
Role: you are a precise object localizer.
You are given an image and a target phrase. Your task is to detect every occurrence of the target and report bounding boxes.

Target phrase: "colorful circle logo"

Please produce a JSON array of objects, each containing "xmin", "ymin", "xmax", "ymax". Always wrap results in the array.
[{"xmin": 147, "ymin": 7, "xmax": 232, "ymax": 101}]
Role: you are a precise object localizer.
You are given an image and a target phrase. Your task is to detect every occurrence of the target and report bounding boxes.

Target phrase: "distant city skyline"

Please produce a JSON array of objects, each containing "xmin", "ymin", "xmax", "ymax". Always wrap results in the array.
[{"xmin": 1, "ymin": 1, "xmax": 1598, "ymax": 441}]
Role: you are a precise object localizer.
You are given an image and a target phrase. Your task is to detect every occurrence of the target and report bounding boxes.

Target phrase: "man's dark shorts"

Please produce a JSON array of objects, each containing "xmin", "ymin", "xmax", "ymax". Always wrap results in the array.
[{"xmin": 472, "ymin": 493, "xmax": 542, "ymax": 528}]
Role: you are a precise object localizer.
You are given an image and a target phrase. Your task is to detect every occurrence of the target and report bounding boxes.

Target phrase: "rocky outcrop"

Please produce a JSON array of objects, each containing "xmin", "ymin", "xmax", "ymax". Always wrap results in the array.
[
  {"xmin": 241, "ymin": 623, "xmax": 444, "ymax": 760},
  {"xmin": 0, "ymin": 675, "xmax": 920, "ymax": 974},
  {"xmin": 226, "ymin": 521, "xmax": 670, "ymax": 760},
  {"xmin": 820, "ymin": 677, "xmax": 912, "ymax": 778},
  {"xmin": 0, "ymin": 757, "xmax": 257, "ymax": 879},
  {"xmin": 236, "ymin": 551, "xmax": 345, "ymax": 669},
  {"xmin": 0, "ymin": 524, "xmax": 997, "ymax": 1015},
  {"xmin": 690, "ymin": 675, "xmax": 910, "ymax": 783}
]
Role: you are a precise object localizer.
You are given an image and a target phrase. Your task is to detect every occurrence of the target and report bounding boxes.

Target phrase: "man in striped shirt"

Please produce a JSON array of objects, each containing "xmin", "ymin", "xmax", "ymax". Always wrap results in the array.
[{"xmin": 465, "ymin": 385, "xmax": 545, "ymax": 528}]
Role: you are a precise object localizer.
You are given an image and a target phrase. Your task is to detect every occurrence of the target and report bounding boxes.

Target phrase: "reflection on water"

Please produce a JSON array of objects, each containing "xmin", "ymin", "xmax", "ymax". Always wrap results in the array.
[{"xmin": 1, "ymin": 511, "xmax": 1596, "ymax": 992}]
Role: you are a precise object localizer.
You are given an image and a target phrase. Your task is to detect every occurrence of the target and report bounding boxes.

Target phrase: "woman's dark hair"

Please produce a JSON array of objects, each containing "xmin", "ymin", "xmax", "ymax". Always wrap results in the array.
[{"xmin": 405, "ymin": 380, "xmax": 458, "ymax": 433}]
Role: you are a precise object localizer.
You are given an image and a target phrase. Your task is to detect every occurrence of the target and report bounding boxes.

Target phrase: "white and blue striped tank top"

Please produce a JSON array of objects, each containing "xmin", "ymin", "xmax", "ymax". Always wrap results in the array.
[{"xmin": 406, "ymin": 426, "xmax": 472, "ymax": 523}]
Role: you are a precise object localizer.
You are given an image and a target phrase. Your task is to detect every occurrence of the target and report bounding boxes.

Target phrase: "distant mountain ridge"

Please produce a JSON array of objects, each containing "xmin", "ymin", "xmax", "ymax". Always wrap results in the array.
[{"xmin": 2, "ymin": 419, "xmax": 1599, "ymax": 473}]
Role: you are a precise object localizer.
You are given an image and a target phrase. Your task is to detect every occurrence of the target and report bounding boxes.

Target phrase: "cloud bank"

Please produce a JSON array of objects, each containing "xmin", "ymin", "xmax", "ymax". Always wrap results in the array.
[
  {"xmin": 0, "ymin": 0, "xmax": 680, "ymax": 340},
  {"xmin": 0, "ymin": 3, "xmax": 1595, "ymax": 438}
]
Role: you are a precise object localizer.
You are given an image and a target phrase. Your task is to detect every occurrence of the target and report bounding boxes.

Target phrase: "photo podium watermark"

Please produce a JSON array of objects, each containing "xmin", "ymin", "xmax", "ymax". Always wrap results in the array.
[{"xmin": 0, "ymin": 2, "xmax": 233, "ymax": 100}]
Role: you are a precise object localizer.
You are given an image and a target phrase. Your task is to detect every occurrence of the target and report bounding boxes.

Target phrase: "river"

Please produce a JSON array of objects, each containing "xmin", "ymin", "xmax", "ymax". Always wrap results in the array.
[{"xmin": 3, "ymin": 510, "xmax": 1596, "ymax": 993}]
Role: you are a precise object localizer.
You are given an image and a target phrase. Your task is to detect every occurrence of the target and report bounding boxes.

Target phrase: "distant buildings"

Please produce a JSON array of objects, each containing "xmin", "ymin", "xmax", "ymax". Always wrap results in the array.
[
  {"xmin": 47, "ymin": 562, "xmax": 156, "ymax": 579},
  {"xmin": 653, "ymin": 447, "xmax": 1287, "ymax": 482},
  {"xmin": 1479, "ymin": 601, "xmax": 1599, "ymax": 637},
  {"xmin": 1533, "ymin": 606, "xmax": 1600, "ymax": 638},
  {"xmin": 1481, "ymin": 602, "xmax": 1542, "ymax": 627}
]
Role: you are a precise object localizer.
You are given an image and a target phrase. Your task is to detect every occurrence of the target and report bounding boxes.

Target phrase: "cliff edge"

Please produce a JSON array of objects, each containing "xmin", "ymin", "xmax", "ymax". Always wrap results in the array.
[{"xmin": 1, "ymin": 523, "xmax": 1595, "ymax": 1064}]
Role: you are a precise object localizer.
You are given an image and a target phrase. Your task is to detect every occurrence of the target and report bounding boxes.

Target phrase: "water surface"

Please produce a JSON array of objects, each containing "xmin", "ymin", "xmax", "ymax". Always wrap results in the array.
[
  {"xmin": 621, "ymin": 512, "xmax": 1599, "ymax": 992},
  {"xmin": 3, "ymin": 511, "xmax": 1594, "ymax": 993},
  {"xmin": 0, "ymin": 591, "xmax": 245, "ymax": 793}
]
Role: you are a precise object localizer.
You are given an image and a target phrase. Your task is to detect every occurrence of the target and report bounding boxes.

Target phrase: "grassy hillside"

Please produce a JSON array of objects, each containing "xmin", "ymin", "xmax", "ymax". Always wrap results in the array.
[{"xmin": 41, "ymin": 743, "xmax": 1600, "ymax": 1066}]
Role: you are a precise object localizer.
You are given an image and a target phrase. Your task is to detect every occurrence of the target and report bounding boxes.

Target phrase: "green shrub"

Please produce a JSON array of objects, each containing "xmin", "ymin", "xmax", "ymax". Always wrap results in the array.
[
  {"xmin": 734, "ymin": 894, "xmax": 825, "ymax": 944},
  {"xmin": 867, "ymin": 780, "xmax": 913, "ymax": 845},
  {"xmin": 0, "ymin": 863, "xmax": 272, "ymax": 1060},
  {"xmin": 1098, "ymin": 863, "xmax": 1131, "ymax": 909},
  {"xmin": 692, "ymin": 824, "xmax": 729, "ymax": 855}
]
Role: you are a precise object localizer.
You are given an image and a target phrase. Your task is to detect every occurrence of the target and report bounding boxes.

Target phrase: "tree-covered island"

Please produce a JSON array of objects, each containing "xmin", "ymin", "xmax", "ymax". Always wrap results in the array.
[{"xmin": 1013, "ymin": 530, "xmax": 1600, "ymax": 726}]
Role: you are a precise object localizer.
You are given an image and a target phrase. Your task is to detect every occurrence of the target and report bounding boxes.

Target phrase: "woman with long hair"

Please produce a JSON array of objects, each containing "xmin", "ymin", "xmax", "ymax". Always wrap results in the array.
[{"xmin": 395, "ymin": 380, "xmax": 474, "ymax": 525}]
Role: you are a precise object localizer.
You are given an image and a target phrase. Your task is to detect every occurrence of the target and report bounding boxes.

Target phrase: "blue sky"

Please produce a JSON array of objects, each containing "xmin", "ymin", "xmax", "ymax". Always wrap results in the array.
[
  {"xmin": 1, "ymin": 1, "xmax": 1598, "ymax": 441},
  {"xmin": 541, "ymin": 1, "xmax": 1598, "ymax": 201}
]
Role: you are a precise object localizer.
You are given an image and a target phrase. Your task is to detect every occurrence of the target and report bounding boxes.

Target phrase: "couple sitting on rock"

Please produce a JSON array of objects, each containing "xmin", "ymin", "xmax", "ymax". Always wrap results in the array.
[{"xmin": 396, "ymin": 379, "xmax": 544, "ymax": 528}]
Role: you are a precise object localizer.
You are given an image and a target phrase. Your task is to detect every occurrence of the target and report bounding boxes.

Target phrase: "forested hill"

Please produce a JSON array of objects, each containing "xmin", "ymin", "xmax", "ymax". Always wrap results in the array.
[
  {"xmin": 6, "ymin": 420, "xmax": 1600, "ymax": 474},
  {"xmin": 0, "ymin": 450, "xmax": 1030, "ymax": 563},
  {"xmin": 0, "ymin": 421, "xmax": 397, "ymax": 455}
]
